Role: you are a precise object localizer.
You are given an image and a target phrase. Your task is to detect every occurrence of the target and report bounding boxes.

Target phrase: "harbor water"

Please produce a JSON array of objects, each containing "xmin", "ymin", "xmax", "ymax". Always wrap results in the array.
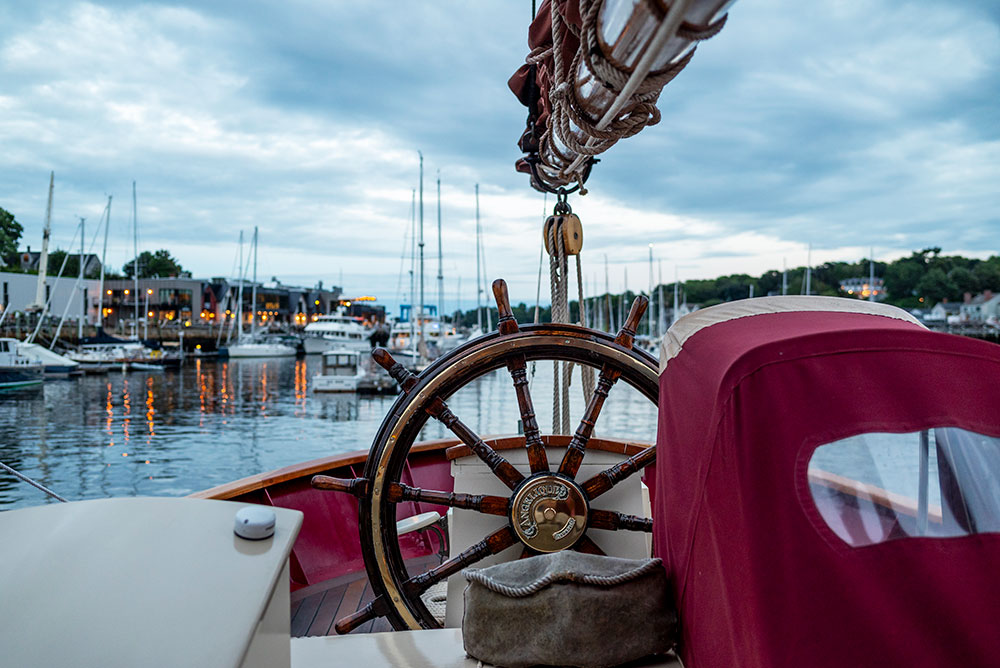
[{"xmin": 0, "ymin": 356, "xmax": 659, "ymax": 510}]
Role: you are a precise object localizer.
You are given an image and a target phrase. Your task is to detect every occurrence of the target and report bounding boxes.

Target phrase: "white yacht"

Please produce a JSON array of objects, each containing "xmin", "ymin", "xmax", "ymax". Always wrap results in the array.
[{"xmin": 302, "ymin": 312, "xmax": 371, "ymax": 354}]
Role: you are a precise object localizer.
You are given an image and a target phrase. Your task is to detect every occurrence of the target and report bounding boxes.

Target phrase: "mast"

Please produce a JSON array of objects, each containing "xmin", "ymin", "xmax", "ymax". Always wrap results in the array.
[
  {"xmin": 869, "ymin": 247, "xmax": 875, "ymax": 302},
  {"xmin": 132, "ymin": 181, "xmax": 139, "ymax": 340},
  {"xmin": 475, "ymin": 184, "xmax": 482, "ymax": 332},
  {"xmin": 250, "ymin": 226, "xmax": 258, "ymax": 339},
  {"xmin": 804, "ymin": 243, "xmax": 812, "ymax": 296},
  {"xmin": 782, "ymin": 257, "xmax": 787, "ymax": 296},
  {"xmin": 604, "ymin": 255, "xmax": 611, "ymax": 331},
  {"xmin": 648, "ymin": 244, "xmax": 654, "ymax": 337},
  {"xmin": 234, "ymin": 231, "xmax": 244, "ymax": 344},
  {"xmin": 672, "ymin": 266, "xmax": 679, "ymax": 325},
  {"xmin": 436, "ymin": 170, "xmax": 443, "ymax": 322},
  {"xmin": 78, "ymin": 217, "xmax": 85, "ymax": 340},
  {"xmin": 31, "ymin": 172, "xmax": 55, "ymax": 310},
  {"xmin": 479, "ymin": 196, "xmax": 491, "ymax": 331},
  {"xmin": 657, "ymin": 260, "xmax": 666, "ymax": 335},
  {"xmin": 619, "ymin": 267, "xmax": 626, "ymax": 331},
  {"xmin": 97, "ymin": 196, "xmax": 111, "ymax": 328},
  {"xmin": 418, "ymin": 151, "xmax": 425, "ymax": 351},
  {"xmin": 409, "ymin": 189, "xmax": 416, "ymax": 360}
]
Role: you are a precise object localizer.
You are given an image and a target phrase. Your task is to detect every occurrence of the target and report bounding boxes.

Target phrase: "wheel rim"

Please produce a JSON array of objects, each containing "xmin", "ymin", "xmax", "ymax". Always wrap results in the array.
[{"xmin": 362, "ymin": 324, "xmax": 659, "ymax": 629}]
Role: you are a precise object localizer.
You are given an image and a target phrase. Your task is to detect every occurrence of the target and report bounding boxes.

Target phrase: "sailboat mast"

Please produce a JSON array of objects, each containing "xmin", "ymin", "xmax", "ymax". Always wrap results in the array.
[
  {"xmin": 78, "ymin": 217, "xmax": 85, "ymax": 339},
  {"xmin": 250, "ymin": 226, "xmax": 258, "ymax": 339},
  {"xmin": 604, "ymin": 255, "xmax": 611, "ymax": 332},
  {"xmin": 869, "ymin": 247, "xmax": 875, "ymax": 302},
  {"xmin": 805, "ymin": 243, "xmax": 812, "ymax": 296},
  {"xmin": 32, "ymin": 172, "xmax": 54, "ymax": 310},
  {"xmin": 97, "ymin": 196, "xmax": 111, "ymax": 328},
  {"xmin": 673, "ymin": 266, "xmax": 679, "ymax": 326},
  {"xmin": 782, "ymin": 257, "xmax": 788, "ymax": 296},
  {"xmin": 648, "ymin": 244, "xmax": 654, "ymax": 337},
  {"xmin": 475, "ymin": 184, "xmax": 482, "ymax": 332},
  {"xmin": 132, "ymin": 181, "xmax": 139, "ymax": 339},
  {"xmin": 410, "ymin": 189, "xmax": 416, "ymax": 360},
  {"xmin": 658, "ymin": 260, "xmax": 665, "ymax": 334},
  {"xmin": 234, "ymin": 231, "xmax": 244, "ymax": 343},
  {"xmin": 417, "ymin": 151, "xmax": 425, "ymax": 351},
  {"xmin": 436, "ymin": 171, "xmax": 443, "ymax": 322}
]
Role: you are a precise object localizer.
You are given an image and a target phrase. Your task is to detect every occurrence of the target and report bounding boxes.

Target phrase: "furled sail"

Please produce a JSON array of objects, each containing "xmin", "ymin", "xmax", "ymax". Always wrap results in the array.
[{"xmin": 509, "ymin": 0, "xmax": 734, "ymax": 194}]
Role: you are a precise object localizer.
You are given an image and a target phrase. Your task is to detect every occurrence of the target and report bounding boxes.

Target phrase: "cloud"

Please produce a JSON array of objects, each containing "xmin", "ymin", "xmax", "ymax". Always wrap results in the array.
[{"xmin": 0, "ymin": 0, "xmax": 996, "ymax": 315}]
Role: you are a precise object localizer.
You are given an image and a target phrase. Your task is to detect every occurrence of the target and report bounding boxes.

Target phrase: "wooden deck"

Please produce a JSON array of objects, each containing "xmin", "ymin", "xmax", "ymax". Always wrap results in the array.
[{"xmin": 290, "ymin": 555, "xmax": 440, "ymax": 636}]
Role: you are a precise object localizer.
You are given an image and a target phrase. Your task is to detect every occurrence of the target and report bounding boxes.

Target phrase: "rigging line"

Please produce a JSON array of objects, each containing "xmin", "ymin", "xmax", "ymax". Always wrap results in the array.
[
  {"xmin": 533, "ymin": 193, "xmax": 547, "ymax": 325},
  {"xmin": 49, "ymin": 213, "xmax": 109, "ymax": 349},
  {"xmin": 27, "ymin": 220, "xmax": 82, "ymax": 344},
  {"xmin": 0, "ymin": 461, "xmax": 68, "ymax": 503}
]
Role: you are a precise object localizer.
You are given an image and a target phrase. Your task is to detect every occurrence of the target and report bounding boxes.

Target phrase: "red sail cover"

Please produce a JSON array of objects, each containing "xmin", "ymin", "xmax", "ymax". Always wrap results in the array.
[{"xmin": 652, "ymin": 297, "xmax": 1000, "ymax": 667}]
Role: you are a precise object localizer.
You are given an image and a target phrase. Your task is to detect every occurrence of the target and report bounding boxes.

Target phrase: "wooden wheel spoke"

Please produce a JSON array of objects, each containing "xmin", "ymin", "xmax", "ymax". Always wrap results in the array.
[
  {"xmin": 391, "ymin": 483, "xmax": 509, "ymax": 516},
  {"xmin": 493, "ymin": 279, "xmax": 549, "ymax": 474},
  {"xmin": 572, "ymin": 535, "xmax": 606, "ymax": 556},
  {"xmin": 426, "ymin": 398, "xmax": 524, "ymax": 490},
  {"xmin": 588, "ymin": 508, "xmax": 653, "ymax": 533},
  {"xmin": 405, "ymin": 526, "xmax": 516, "ymax": 595},
  {"xmin": 580, "ymin": 445, "xmax": 656, "ymax": 502},
  {"xmin": 373, "ymin": 348, "xmax": 524, "ymax": 491},
  {"xmin": 506, "ymin": 354, "xmax": 549, "ymax": 473},
  {"xmin": 558, "ymin": 295, "xmax": 648, "ymax": 479},
  {"xmin": 311, "ymin": 476, "xmax": 509, "ymax": 517}
]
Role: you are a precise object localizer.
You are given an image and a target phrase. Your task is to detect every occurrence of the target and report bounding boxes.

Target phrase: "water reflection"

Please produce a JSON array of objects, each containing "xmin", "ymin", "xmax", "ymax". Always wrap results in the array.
[{"xmin": 0, "ymin": 355, "xmax": 658, "ymax": 510}]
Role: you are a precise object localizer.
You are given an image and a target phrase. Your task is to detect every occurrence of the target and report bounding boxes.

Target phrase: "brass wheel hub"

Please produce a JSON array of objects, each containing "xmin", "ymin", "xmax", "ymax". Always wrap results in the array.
[{"xmin": 510, "ymin": 474, "xmax": 588, "ymax": 552}]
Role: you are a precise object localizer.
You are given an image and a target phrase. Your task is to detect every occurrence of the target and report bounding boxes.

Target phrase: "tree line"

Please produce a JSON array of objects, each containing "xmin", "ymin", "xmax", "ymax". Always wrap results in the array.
[{"xmin": 451, "ymin": 248, "xmax": 1000, "ymax": 326}]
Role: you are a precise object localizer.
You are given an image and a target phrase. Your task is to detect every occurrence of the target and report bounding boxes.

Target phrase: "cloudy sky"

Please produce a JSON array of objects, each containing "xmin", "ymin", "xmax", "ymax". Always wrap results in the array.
[{"xmin": 1, "ymin": 0, "xmax": 997, "ymax": 314}]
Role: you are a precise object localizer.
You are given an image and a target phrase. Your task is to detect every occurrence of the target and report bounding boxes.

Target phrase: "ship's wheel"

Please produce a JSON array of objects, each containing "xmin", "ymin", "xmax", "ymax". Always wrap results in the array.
[{"xmin": 312, "ymin": 279, "xmax": 659, "ymax": 632}]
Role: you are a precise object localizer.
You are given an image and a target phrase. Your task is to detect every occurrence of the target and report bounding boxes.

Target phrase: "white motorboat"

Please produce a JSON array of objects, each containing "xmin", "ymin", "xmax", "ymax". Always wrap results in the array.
[
  {"xmin": 312, "ymin": 349, "xmax": 365, "ymax": 392},
  {"xmin": 0, "ymin": 339, "xmax": 81, "ymax": 378},
  {"xmin": 0, "ymin": 339, "xmax": 45, "ymax": 390}
]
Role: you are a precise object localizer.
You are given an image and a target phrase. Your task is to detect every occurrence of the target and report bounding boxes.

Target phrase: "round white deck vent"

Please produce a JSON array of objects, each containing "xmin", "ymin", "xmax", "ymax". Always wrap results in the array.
[{"xmin": 234, "ymin": 506, "xmax": 276, "ymax": 540}]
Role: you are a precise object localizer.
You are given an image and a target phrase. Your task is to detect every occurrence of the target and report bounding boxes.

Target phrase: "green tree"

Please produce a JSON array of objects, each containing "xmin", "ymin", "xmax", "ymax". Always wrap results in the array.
[
  {"xmin": 948, "ymin": 266, "xmax": 979, "ymax": 297},
  {"xmin": 0, "ymin": 206, "xmax": 24, "ymax": 263},
  {"xmin": 123, "ymin": 249, "xmax": 185, "ymax": 278},
  {"xmin": 973, "ymin": 257, "xmax": 1000, "ymax": 291},
  {"xmin": 915, "ymin": 268, "xmax": 958, "ymax": 303}
]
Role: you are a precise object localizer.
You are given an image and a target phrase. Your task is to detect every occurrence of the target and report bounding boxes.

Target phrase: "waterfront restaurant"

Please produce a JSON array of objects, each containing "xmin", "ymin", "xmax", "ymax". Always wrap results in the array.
[{"xmin": 100, "ymin": 277, "xmax": 342, "ymax": 332}]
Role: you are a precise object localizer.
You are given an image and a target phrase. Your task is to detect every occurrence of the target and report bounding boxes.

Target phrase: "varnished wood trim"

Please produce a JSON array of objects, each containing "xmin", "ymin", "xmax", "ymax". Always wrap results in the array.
[
  {"xmin": 190, "ymin": 439, "xmax": 461, "ymax": 500},
  {"xmin": 808, "ymin": 467, "xmax": 943, "ymax": 522},
  {"xmin": 445, "ymin": 434, "xmax": 652, "ymax": 461}
]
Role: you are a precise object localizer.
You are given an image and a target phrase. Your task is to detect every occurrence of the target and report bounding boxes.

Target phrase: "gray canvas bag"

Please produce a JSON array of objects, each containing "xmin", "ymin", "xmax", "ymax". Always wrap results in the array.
[{"xmin": 462, "ymin": 551, "xmax": 677, "ymax": 668}]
